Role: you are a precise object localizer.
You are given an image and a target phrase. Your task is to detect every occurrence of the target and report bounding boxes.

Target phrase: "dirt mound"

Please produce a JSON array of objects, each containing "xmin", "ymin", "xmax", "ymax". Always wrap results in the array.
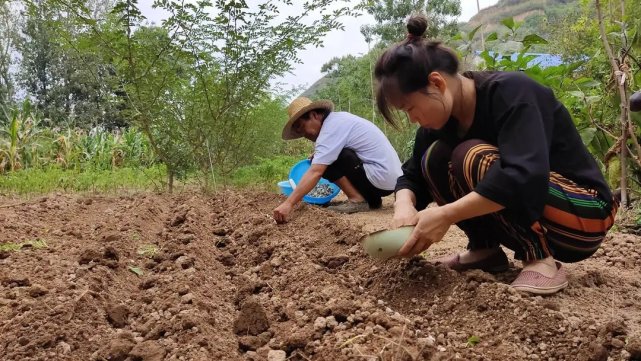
[{"xmin": 0, "ymin": 191, "xmax": 640, "ymax": 360}]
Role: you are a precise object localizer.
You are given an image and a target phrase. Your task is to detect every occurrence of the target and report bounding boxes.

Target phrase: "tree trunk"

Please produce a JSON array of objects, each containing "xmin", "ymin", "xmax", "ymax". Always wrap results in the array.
[
  {"xmin": 596, "ymin": 0, "xmax": 629, "ymax": 207},
  {"xmin": 167, "ymin": 166, "xmax": 174, "ymax": 193}
]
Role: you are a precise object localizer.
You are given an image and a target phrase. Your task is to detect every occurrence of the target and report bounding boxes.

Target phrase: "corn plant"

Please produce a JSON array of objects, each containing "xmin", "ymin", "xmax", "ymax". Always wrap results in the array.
[
  {"xmin": 119, "ymin": 127, "xmax": 153, "ymax": 167},
  {"xmin": 52, "ymin": 129, "xmax": 77, "ymax": 169},
  {"xmin": 0, "ymin": 100, "xmax": 43, "ymax": 173}
]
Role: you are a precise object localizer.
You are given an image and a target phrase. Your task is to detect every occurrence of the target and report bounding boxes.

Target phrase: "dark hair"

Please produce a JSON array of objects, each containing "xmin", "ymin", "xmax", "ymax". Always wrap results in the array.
[
  {"xmin": 300, "ymin": 108, "xmax": 331, "ymax": 121},
  {"xmin": 374, "ymin": 15, "xmax": 460, "ymax": 128}
]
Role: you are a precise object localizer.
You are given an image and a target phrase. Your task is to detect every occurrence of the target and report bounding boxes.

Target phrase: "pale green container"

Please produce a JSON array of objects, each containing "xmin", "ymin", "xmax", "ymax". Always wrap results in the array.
[{"xmin": 361, "ymin": 226, "xmax": 414, "ymax": 260}]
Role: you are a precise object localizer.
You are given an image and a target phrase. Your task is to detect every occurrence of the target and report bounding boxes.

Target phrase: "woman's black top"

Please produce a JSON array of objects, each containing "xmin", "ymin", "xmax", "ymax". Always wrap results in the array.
[{"xmin": 396, "ymin": 71, "xmax": 613, "ymax": 225}]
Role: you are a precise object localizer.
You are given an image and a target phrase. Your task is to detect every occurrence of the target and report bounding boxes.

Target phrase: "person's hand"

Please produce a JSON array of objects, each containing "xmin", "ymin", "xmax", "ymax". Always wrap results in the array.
[
  {"xmin": 273, "ymin": 202, "xmax": 294, "ymax": 224},
  {"xmin": 391, "ymin": 203, "xmax": 418, "ymax": 229},
  {"xmin": 397, "ymin": 206, "xmax": 453, "ymax": 257}
]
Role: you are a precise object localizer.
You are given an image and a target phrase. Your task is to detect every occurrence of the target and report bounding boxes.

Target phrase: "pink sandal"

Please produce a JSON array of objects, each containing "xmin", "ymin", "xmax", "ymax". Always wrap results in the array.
[{"xmin": 511, "ymin": 262, "xmax": 568, "ymax": 295}]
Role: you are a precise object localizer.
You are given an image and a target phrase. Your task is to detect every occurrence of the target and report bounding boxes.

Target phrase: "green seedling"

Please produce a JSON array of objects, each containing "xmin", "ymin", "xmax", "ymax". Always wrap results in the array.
[
  {"xmin": 467, "ymin": 335, "xmax": 481, "ymax": 347},
  {"xmin": 136, "ymin": 244, "xmax": 159, "ymax": 258},
  {"xmin": 0, "ymin": 243, "xmax": 22, "ymax": 252},
  {"xmin": 128, "ymin": 266, "xmax": 144, "ymax": 276},
  {"xmin": 0, "ymin": 239, "xmax": 48, "ymax": 252}
]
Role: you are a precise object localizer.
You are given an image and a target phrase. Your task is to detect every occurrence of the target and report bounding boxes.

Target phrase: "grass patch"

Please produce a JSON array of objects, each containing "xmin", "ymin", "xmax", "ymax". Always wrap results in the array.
[
  {"xmin": 137, "ymin": 244, "xmax": 159, "ymax": 258},
  {"xmin": 0, "ymin": 155, "xmax": 308, "ymax": 195},
  {"xmin": 0, "ymin": 166, "xmax": 166, "ymax": 195},
  {"xmin": 230, "ymin": 155, "xmax": 302, "ymax": 189},
  {"xmin": 0, "ymin": 238, "xmax": 48, "ymax": 252}
]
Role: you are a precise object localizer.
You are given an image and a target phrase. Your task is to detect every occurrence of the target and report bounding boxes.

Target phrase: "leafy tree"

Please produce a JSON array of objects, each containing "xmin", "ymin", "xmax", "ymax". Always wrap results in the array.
[
  {"xmin": 55, "ymin": 0, "xmax": 353, "ymax": 190},
  {"xmin": 0, "ymin": 1, "xmax": 18, "ymax": 105},
  {"xmin": 360, "ymin": 0, "xmax": 461, "ymax": 45},
  {"xmin": 16, "ymin": 0, "xmax": 127, "ymax": 129},
  {"xmin": 16, "ymin": 0, "xmax": 67, "ymax": 125},
  {"xmin": 163, "ymin": 0, "xmax": 353, "ymax": 178}
]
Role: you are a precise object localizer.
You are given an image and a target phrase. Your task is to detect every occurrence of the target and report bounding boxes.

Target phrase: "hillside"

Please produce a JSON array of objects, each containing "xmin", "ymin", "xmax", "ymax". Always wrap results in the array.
[{"xmin": 464, "ymin": 0, "xmax": 577, "ymax": 37}]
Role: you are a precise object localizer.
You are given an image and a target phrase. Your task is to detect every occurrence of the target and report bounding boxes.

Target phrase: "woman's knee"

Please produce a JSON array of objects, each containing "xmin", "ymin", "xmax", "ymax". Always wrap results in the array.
[
  {"xmin": 550, "ymin": 243, "xmax": 600, "ymax": 263},
  {"xmin": 451, "ymin": 139, "xmax": 498, "ymax": 187},
  {"xmin": 423, "ymin": 141, "xmax": 452, "ymax": 177}
]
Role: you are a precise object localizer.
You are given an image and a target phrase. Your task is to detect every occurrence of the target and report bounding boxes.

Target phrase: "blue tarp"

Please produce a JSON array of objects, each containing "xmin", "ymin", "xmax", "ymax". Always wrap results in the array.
[{"xmin": 474, "ymin": 51, "xmax": 564, "ymax": 68}]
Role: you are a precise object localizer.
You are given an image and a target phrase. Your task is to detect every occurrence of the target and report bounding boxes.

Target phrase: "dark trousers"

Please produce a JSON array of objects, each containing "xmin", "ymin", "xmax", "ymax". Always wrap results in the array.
[
  {"xmin": 423, "ymin": 139, "xmax": 616, "ymax": 262},
  {"xmin": 322, "ymin": 148, "xmax": 392, "ymax": 208}
]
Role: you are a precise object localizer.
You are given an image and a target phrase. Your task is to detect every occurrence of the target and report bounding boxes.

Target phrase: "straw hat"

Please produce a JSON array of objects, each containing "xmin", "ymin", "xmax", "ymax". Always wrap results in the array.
[{"xmin": 282, "ymin": 97, "xmax": 334, "ymax": 140}]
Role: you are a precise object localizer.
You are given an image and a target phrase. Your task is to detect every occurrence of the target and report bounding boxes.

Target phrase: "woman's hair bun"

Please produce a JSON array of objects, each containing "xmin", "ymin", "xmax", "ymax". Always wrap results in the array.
[{"xmin": 406, "ymin": 15, "xmax": 428, "ymax": 38}]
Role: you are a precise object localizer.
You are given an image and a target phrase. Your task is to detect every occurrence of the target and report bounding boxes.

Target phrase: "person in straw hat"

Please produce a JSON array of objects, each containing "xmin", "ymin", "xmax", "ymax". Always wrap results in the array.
[{"xmin": 273, "ymin": 97, "xmax": 402, "ymax": 223}]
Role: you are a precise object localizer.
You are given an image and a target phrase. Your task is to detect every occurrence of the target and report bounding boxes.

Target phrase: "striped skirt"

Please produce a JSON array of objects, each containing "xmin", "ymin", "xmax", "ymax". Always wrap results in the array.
[{"xmin": 421, "ymin": 140, "xmax": 617, "ymax": 262}]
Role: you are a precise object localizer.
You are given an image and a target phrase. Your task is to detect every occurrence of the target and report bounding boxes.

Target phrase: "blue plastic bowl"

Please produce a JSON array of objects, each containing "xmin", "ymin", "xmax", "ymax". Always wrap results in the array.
[
  {"xmin": 276, "ymin": 159, "xmax": 340, "ymax": 205},
  {"xmin": 277, "ymin": 181, "xmax": 293, "ymax": 196}
]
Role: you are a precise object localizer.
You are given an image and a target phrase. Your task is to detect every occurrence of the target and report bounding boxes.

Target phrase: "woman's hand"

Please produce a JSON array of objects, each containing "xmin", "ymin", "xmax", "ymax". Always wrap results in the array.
[
  {"xmin": 273, "ymin": 202, "xmax": 293, "ymax": 224},
  {"xmin": 391, "ymin": 203, "xmax": 418, "ymax": 229},
  {"xmin": 397, "ymin": 206, "xmax": 454, "ymax": 257}
]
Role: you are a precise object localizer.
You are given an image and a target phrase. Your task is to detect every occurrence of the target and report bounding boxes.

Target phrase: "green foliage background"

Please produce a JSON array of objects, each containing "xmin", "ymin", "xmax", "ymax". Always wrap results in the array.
[{"xmin": 0, "ymin": 0, "xmax": 640, "ymax": 205}]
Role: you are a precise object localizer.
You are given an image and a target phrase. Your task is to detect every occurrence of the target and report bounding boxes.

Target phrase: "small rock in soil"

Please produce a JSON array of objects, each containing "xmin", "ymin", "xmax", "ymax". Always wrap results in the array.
[
  {"xmin": 28, "ymin": 284, "xmax": 48, "ymax": 297},
  {"xmin": 267, "ymin": 350, "xmax": 287, "ymax": 361}
]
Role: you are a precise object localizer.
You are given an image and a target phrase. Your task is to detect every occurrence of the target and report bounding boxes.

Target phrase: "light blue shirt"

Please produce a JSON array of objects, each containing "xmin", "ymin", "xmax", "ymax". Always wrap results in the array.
[{"xmin": 312, "ymin": 112, "xmax": 402, "ymax": 191}]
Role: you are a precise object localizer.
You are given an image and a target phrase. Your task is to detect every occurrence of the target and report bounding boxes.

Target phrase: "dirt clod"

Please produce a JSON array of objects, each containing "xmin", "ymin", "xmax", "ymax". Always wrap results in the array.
[
  {"xmin": 100, "ymin": 338, "xmax": 134, "ymax": 361},
  {"xmin": 128, "ymin": 340, "xmax": 166, "ymax": 361},
  {"xmin": 2, "ymin": 276, "xmax": 30, "ymax": 288},
  {"xmin": 28, "ymin": 284, "xmax": 48, "ymax": 297},
  {"xmin": 323, "ymin": 254, "xmax": 349, "ymax": 268},
  {"xmin": 106, "ymin": 304, "xmax": 129, "ymax": 328},
  {"xmin": 234, "ymin": 298, "xmax": 270, "ymax": 336}
]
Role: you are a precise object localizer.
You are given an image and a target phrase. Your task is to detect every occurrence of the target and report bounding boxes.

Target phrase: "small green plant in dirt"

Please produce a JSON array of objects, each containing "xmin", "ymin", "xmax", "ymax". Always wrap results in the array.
[
  {"xmin": 128, "ymin": 266, "xmax": 144, "ymax": 276},
  {"xmin": 467, "ymin": 335, "xmax": 481, "ymax": 347},
  {"xmin": 136, "ymin": 244, "xmax": 159, "ymax": 258},
  {"xmin": 0, "ymin": 238, "xmax": 48, "ymax": 252}
]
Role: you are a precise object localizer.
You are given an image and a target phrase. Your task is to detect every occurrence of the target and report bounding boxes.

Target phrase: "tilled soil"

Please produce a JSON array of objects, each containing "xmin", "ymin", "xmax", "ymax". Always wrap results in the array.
[{"xmin": 0, "ymin": 191, "xmax": 640, "ymax": 361}]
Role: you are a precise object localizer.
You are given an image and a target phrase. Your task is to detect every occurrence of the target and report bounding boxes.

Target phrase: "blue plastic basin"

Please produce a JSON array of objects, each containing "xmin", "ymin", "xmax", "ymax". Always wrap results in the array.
[
  {"xmin": 276, "ymin": 159, "xmax": 340, "ymax": 205},
  {"xmin": 277, "ymin": 181, "xmax": 293, "ymax": 196}
]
